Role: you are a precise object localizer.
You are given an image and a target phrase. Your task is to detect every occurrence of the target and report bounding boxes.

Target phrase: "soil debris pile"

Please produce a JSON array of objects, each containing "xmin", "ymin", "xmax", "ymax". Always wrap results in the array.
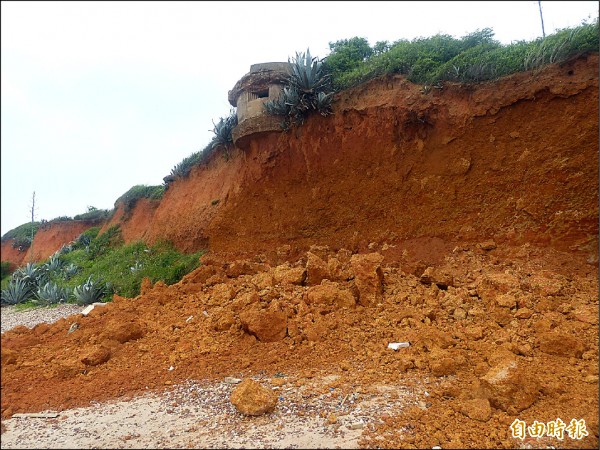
[{"xmin": 2, "ymin": 242, "xmax": 598, "ymax": 448}]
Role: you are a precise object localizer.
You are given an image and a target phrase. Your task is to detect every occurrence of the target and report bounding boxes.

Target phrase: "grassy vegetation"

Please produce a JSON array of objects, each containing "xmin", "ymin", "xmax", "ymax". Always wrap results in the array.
[
  {"xmin": 1, "ymin": 206, "xmax": 113, "ymax": 251},
  {"xmin": 73, "ymin": 207, "xmax": 113, "ymax": 222},
  {"xmin": 1, "ymin": 222, "xmax": 40, "ymax": 251},
  {"xmin": 324, "ymin": 19, "xmax": 599, "ymax": 90},
  {"xmin": 158, "ymin": 20, "xmax": 599, "ymax": 186},
  {"xmin": 1, "ymin": 261, "xmax": 12, "ymax": 280},
  {"xmin": 1, "ymin": 225, "xmax": 203, "ymax": 305},
  {"xmin": 114, "ymin": 184, "xmax": 165, "ymax": 218}
]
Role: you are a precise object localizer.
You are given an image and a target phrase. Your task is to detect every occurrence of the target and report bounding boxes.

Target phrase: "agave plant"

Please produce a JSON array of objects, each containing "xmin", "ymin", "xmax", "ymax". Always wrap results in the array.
[
  {"xmin": 1, "ymin": 278, "xmax": 34, "ymax": 305},
  {"xmin": 59, "ymin": 243, "xmax": 74, "ymax": 255},
  {"xmin": 168, "ymin": 151, "xmax": 203, "ymax": 180},
  {"xmin": 263, "ymin": 91, "xmax": 290, "ymax": 116},
  {"xmin": 288, "ymin": 49, "xmax": 331, "ymax": 94},
  {"xmin": 73, "ymin": 275, "xmax": 106, "ymax": 305},
  {"xmin": 264, "ymin": 49, "xmax": 334, "ymax": 128},
  {"xmin": 63, "ymin": 263, "xmax": 79, "ymax": 279},
  {"xmin": 76, "ymin": 233, "xmax": 92, "ymax": 249},
  {"xmin": 35, "ymin": 282, "xmax": 70, "ymax": 305},
  {"xmin": 45, "ymin": 253, "xmax": 63, "ymax": 272},
  {"xmin": 209, "ymin": 110, "xmax": 238, "ymax": 151},
  {"xmin": 313, "ymin": 91, "xmax": 334, "ymax": 116},
  {"xmin": 13, "ymin": 262, "xmax": 47, "ymax": 289},
  {"xmin": 15, "ymin": 262, "xmax": 39, "ymax": 280},
  {"xmin": 130, "ymin": 260, "xmax": 143, "ymax": 273}
]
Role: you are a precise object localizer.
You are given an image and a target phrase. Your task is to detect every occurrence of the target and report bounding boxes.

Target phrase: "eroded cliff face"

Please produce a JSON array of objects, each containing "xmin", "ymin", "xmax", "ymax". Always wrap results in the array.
[
  {"xmin": 139, "ymin": 53, "xmax": 597, "ymax": 265},
  {"xmin": 1, "ymin": 220, "xmax": 96, "ymax": 268},
  {"xmin": 99, "ymin": 198, "xmax": 160, "ymax": 243},
  {"xmin": 2, "ymin": 54, "xmax": 597, "ymax": 267}
]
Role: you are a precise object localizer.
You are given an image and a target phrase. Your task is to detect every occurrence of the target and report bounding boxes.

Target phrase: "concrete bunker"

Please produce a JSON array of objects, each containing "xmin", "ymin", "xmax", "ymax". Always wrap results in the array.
[{"xmin": 228, "ymin": 62, "xmax": 292, "ymax": 148}]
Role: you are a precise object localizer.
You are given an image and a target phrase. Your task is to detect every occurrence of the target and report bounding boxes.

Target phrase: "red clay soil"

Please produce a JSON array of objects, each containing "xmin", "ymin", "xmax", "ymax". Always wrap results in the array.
[
  {"xmin": 1, "ymin": 244, "xmax": 598, "ymax": 448},
  {"xmin": 1, "ymin": 220, "xmax": 95, "ymax": 267},
  {"xmin": 0, "ymin": 241, "xmax": 27, "ymax": 270},
  {"xmin": 143, "ymin": 53, "xmax": 598, "ymax": 263},
  {"xmin": 1, "ymin": 54, "xmax": 598, "ymax": 448},
  {"xmin": 99, "ymin": 197, "xmax": 160, "ymax": 243}
]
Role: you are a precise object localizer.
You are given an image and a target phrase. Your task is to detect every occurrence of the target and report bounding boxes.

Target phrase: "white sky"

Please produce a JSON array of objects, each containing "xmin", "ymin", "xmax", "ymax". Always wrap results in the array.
[{"xmin": 1, "ymin": 1, "xmax": 598, "ymax": 237}]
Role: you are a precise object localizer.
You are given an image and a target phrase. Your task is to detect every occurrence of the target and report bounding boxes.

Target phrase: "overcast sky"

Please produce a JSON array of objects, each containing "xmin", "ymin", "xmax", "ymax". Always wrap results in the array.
[{"xmin": 1, "ymin": 1, "xmax": 598, "ymax": 237}]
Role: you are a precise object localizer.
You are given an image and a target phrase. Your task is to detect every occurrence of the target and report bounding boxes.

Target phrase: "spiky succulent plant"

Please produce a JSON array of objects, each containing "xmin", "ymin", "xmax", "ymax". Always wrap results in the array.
[
  {"xmin": 209, "ymin": 110, "xmax": 238, "ymax": 150},
  {"xmin": 73, "ymin": 275, "xmax": 106, "ymax": 305},
  {"xmin": 63, "ymin": 263, "xmax": 79, "ymax": 279},
  {"xmin": 76, "ymin": 233, "xmax": 92, "ymax": 248},
  {"xmin": 288, "ymin": 49, "xmax": 331, "ymax": 94},
  {"xmin": 13, "ymin": 262, "xmax": 47, "ymax": 290},
  {"xmin": 45, "ymin": 253, "xmax": 63, "ymax": 272},
  {"xmin": 264, "ymin": 48, "xmax": 334, "ymax": 128},
  {"xmin": 35, "ymin": 282, "xmax": 70, "ymax": 305},
  {"xmin": 313, "ymin": 91, "xmax": 334, "ymax": 116},
  {"xmin": 59, "ymin": 243, "xmax": 74, "ymax": 255},
  {"xmin": 168, "ymin": 151, "xmax": 203, "ymax": 180},
  {"xmin": 1, "ymin": 278, "xmax": 34, "ymax": 305}
]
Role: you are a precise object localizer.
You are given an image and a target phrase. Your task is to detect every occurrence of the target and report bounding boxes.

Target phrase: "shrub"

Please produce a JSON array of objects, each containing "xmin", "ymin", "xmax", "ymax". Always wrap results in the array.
[
  {"xmin": 524, "ymin": 19, "xmax": 599, "ymax": 71},
  {"xmin": 73, "ymin": 227, "xmax": 100, "ymax": 251},
  {"xmin": 11, "ymin": 236, "xmax": 32, "ymax": 252},
  {"xmin": 323, "ymin": 37, "xmax": 374, "ymax": 80},
  {"xmin": 324, "ymin": 19, "xmax": 599, "ymax": 90},
  {"xmin": 1, "ymin": 261, "xmax": 14, "ymax": 280},
  {"xmin": 86, "ymin": 225, "xmax": 122, "ymax": 259},
  {"xmin": 48, "ymin": 216, "xmax": 73, "ymax": 223}
]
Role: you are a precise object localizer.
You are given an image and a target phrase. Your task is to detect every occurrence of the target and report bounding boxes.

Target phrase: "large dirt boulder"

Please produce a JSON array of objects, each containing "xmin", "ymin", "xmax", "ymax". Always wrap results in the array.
[
  {"xmin": 350, "ymin": 253, "xmax": 384, "ymax": 306},
  {"xmin": 478, "ymin": 360, "xmax": 540, "ymax": 414},
  {"xmin": 102, "ymin": 321, "xmax": 145, "ymax": 344},
  {"xmin": 306, "ymin": 251, "xmax": 330, "ymax": 286},
  {"xmin": 239, "ymin": 304, "xmax": 287, "ymax": 342},
  {"xmin": 272, "ymin": 263, "xmax": 306, "ymax": 285},
  {"xmin": 305, "ymin": 281, "xmax": 356, "ymax": 310},
  {"xmin": 537, "ymin": 331, "xmax": 586, "ymax": 358},
  {"xmin": 230, "ymin": 379, "xmax": 278, "ymax": 416},
  {"xmin": 476, "ymin": 272, "xmax": 520, "ymax": 304},
  {"xmin": 80, "ymin": 345, "xmax": 111, "ymax": 366}
]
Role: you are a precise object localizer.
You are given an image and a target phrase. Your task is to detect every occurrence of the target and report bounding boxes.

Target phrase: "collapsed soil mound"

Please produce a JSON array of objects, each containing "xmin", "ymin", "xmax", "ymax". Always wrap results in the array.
[{"xmin": 1, "ymin": 242, "xmax": 598, "ymax": 448}]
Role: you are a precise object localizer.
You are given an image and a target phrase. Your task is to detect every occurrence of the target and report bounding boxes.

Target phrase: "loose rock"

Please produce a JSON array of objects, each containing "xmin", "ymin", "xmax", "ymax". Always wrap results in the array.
[{"xmin": 230, "ymin": 379, "xmax": 278, "ymax": 416}]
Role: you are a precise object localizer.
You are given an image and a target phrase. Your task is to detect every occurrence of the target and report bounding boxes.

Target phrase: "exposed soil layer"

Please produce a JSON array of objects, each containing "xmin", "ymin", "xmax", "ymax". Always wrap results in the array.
[
  {"xmin": 2, "ymin": 54, "xmax": 598, "ymax": 267},
  {"xmin": 99, "ymin": 198, "xmax": 161, "ymax": 243},
  {"xmin": 1, "ymin": 54, "xmax": 598, "ymax": 448},
  {"xmin": 0, "ymin": 242, "xmax": 26, "ymax": 271},
  {"xmin": 145, "ymin": 53, "xmax": 599, "ymax": 264}
]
